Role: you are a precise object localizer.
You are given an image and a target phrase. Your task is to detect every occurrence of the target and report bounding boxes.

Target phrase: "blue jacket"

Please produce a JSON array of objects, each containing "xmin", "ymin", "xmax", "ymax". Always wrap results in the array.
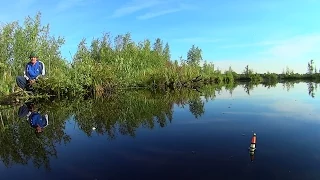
[
  {"xmin": 24, "ymin": 60, "xmax": 45, "ymax": 80},
  {"xmin": 28, "ymin": 112, "xmax": 48, "ymax": 128}
]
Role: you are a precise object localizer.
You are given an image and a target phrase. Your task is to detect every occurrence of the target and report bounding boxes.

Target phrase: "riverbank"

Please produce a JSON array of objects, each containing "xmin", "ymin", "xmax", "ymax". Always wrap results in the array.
[{"xmin": 0, "ymin": 79, "xmax": 317, "ymax": 106}]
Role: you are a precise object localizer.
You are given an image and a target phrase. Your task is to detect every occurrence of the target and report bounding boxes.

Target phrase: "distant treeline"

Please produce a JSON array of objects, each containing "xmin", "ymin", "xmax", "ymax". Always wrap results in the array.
[{"xmin": 1, "ymin": 12, "xmax": 320, "ymax": 98}]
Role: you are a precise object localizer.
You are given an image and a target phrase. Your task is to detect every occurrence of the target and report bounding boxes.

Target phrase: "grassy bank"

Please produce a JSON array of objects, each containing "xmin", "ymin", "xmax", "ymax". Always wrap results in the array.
[{"xmin": 1, "ymin": 13, "xmax": 320, "ymax": 99}]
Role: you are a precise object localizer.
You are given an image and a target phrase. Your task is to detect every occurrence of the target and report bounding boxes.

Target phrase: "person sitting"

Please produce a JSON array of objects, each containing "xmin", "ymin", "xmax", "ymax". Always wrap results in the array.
[{"xmin": 16, "ymin": 52, "xmax": 45, "ymax": 91}]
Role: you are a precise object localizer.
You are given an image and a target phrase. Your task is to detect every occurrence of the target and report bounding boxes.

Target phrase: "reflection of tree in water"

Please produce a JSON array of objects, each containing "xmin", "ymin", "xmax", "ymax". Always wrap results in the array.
[
  {"xmin": 224, "ymin": 82, "xmax": 237, "ymax": 96},
  {"xmin": 188, "ymin": 97, "xmax": 204, "ymax": 119},
  {"xmin": 261, "ymin": 81, "xmax": 277, "ymax": 89},
  {"xmin": 72, "ymin": 86, "xmax": 223, "ymax": 139},
  {"xmin": 201, "ymin": 85, "xmax": 217, "ymax": 102},
  {"xmin": 215, "ymin": 86, "xmax": 223, "ymax": 97},
  {"xmin": 0, "ymin": 101, "xmax": 72, "ymax": 171},
  {"xmin": 73, "ymin": 89, "xmax": 205, "ymax": 138},
  {"xmin": 307, "ymin": 82, "xmax": 317, "ymax": 98},
  {"xmin": 282, "ymin": 81, "xmax": 295, "ymax": 92},
  {"xmin": 243, "ymin": 83, "xmax": 256, "ymax": 95}
]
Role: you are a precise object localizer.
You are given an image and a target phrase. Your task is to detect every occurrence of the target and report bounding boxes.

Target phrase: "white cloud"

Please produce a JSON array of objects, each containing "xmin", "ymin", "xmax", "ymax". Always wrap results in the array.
[
  {"xmin": 173, "ymin": 37, "xmax": 224, "ymax": 43},
  {"xmin": 264, "ymin": 34, "xmax": 320, "ymax": 60},
  {"xmin": 137, "ymin": 3, "xmax": 195, "ymax": 20},
  {"xmin": 137, "ymin": 8, "xmax": 182, "ymax": 20},
  {"xmin": 211, "ymin": 33, "xmax": 320, "ymax": 74},
  {"xmin": 111, "ymin": 0, "xmax": 194, "ymax": 19},
  {"xmin": 56, "ymin": 0, "xmax": 88, "ymax": 12},
  {"xmin": 111, "ymin": 0, "xmax": 164, "ymax": 18}
]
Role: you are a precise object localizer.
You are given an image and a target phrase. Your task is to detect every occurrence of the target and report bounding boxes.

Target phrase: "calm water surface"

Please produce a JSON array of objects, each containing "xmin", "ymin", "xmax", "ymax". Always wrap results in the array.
[{"xmin": 1, "ymin": 82, "xmax": 320, "ymax": 180}]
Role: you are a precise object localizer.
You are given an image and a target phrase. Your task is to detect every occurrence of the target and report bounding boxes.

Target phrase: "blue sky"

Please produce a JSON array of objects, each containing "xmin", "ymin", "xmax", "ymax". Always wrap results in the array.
[{"xmin": 1, "ymin": 0, "xmax": 320, "ymax": 73}]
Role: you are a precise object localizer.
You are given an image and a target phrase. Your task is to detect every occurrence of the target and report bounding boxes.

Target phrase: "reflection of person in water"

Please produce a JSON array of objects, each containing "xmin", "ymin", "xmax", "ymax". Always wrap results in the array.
[{"xmin": 18, "ymin": 102, "xmax": 49, "ymax": 134}]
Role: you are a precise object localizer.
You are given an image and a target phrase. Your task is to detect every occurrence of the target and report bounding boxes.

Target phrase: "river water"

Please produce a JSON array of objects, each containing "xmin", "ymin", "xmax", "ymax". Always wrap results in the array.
[{"xmin": 0, "ymin": 82, "xmax": 319, "ymax": 180}]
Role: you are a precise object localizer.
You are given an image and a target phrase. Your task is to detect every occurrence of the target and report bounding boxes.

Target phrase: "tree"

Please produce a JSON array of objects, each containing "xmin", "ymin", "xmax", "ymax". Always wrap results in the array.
[
  {"xmin": 285, "ymin": 66, "xmax": 294, "ymax": 75},
  {"xmin": 186, "ymin": 45, "xmax": 202, "ymax": 66},
  {"xmin": 162, "ymin": 43, "xmax": 170, "ymax": 61},
  {"xmin": 244, "ymin": 65, "xmax": 249, "ymax": 77},
  {"xmin": 308, "ymin": 59, "xmax": 314, "ymax": 74},
  {"xmin": 153, "ymin": 38, "xmax": 163, "ymax": 55}
]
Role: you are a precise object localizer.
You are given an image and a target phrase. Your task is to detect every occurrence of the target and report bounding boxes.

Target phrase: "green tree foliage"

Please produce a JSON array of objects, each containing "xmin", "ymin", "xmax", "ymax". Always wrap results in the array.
[
  {"xmin": 163, "ymin": 43, "xmax": 170, "ymax": 62},
  {"xmin": 186, "ymin": 44, "xmax": 202, "ymax": 66},
  {"xmin": 0, "ymin": 12, "xmax": 68, "ymax": 95}
]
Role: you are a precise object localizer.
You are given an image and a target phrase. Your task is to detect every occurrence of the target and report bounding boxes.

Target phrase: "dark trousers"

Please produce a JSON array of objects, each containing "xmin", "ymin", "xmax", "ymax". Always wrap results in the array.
[
  {"xmin": 16, "ymin": 76, "xmax": 33, "ymax": 91},
  {"xmin": 18, "ymin": 104, "xmax": 30, "ymax": 118}
]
